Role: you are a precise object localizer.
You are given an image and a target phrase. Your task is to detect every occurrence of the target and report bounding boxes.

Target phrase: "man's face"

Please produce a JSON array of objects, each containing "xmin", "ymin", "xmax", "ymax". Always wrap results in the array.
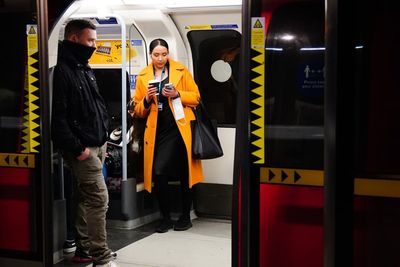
[{"xmin": 70, "ymin": 28, "xmax": 97, "ymax": 48}]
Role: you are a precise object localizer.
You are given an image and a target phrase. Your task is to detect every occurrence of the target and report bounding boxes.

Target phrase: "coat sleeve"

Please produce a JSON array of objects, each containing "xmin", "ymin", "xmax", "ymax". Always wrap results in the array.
[
  {"xmin": 133, "ymin": 74, "xmax": 151, "ymax": 118},
  {"xmin": 178, "ymin": 67, "xmax": 201, "ymax": 107},
  {"xmin": 51, "ymin": 65, "xmax": 85, "ymax": 157}
]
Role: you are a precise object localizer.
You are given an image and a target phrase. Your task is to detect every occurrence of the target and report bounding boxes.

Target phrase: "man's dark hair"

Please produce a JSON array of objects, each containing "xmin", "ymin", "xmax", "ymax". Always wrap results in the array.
[{"xmin": 64, "ymin": 19, "xmax": 96, "ymax": 39}]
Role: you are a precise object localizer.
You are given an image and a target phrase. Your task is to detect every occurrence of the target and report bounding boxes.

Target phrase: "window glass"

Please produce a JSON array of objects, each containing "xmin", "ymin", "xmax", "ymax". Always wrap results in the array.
[
  {"xmin": 187, "ymin": 30, "xmax": 241, "ymax": 126},
  {"xmin": 264, "ymin": 2, "xmax": 325, "ymax": 169}
]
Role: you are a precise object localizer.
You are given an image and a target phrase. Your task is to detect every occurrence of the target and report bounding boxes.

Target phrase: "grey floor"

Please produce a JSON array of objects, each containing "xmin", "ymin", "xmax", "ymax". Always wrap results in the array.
[
  {"xmin": 54, "ymin": 221, "xmax": 158, "ymax": 267},
  {"xmin": 55, "ymin": 218, "xmax": 231, "ymax": 267}
]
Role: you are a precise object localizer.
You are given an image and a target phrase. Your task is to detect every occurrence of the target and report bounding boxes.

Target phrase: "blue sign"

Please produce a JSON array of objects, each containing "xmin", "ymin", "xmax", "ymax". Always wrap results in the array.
[
  {"xmin": 95, "ymin": 17, "xmax": 118, "ymax": 25},
  {"xmin": 211, "ymin": 24, "xmax": 238, "ymax": 29},
  {"xmin": 130, "ymin": 75, "xmax": 137, "ymax": 90},
  {"xmin": 131, "ymin": 40, "xmax": 143, "ymax": 46},
  {"xmin": 298, "ymin": 62, "xmax": 324, "ymax": 98}
]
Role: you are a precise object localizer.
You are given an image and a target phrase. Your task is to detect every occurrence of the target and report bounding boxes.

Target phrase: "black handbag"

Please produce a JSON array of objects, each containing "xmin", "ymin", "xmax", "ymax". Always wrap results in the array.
[
  {"xmin": 105, "ymin": 142, "xmax": 122, "ymax": 178},
  {"xmin": 191, "ymin": 101, "xmax": 223, "ymax": 159},
  {"xmin": 127, "ymin": 99, "xmax": 146, "ymax": 180}
]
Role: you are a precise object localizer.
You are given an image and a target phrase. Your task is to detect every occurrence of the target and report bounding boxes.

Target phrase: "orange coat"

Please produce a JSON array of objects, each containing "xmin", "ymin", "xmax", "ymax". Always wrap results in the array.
[{"xmin": 133, "ymin": 59, "xmax": 204, "ymax": 192}]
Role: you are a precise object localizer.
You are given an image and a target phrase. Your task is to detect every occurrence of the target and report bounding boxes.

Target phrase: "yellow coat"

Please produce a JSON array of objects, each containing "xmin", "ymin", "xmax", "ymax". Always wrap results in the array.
[{"xmin": 133, "ymin": 59, "xmax": 204, "ymax": 192}]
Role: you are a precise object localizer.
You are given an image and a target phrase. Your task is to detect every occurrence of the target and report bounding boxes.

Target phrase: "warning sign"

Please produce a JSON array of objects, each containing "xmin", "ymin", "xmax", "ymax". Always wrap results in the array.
[
  {"xmin": 28, "ymin": 26, "xmax": 36, "ymax": 34},
  {"xmin": 0, "ymin": 153, "xmax": 35, "ymax": 168},
  {"xmin": 251, "ymin": 17, "xmax": 265, "ymax": 49},
  {"xmin": 253, "ymin": 19, "xmax": 263, "ymax": 28}
]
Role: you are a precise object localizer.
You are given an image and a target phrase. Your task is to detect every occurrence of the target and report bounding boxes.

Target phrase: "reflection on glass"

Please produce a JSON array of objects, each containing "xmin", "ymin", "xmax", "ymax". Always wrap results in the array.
[{"xmin": 265, "ymin": 1, "xmax": 325, "ymax": 169}]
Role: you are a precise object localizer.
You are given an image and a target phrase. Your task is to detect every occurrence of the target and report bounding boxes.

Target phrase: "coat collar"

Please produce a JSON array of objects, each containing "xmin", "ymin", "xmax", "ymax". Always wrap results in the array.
[{"xmin": 139, "ymin": 59, "xmax": 184, "ymax": 86}]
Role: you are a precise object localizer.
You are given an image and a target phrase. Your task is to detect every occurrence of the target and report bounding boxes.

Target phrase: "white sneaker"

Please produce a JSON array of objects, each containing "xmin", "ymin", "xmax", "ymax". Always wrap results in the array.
[
  {"xmin": 110, "ymin": 251, "xmax": 117, "ymax": 259},
  {"xmin": 62, "ymin": 240, "xmax": 76, "ymax": 254},
  {"xmin": 93, "ymin": 260, "xmax": 118, "ymax": 267}
]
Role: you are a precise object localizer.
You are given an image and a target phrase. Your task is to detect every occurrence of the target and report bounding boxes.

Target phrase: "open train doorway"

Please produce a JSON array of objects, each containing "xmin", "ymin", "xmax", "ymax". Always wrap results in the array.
[{"xmin": 49, "ymin": 1, "xmax": 241, "ymax": 266}]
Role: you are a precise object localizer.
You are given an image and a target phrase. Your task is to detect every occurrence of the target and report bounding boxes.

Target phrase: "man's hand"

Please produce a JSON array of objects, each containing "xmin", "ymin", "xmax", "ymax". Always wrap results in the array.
[{"xmin": 76, "ymin": 147, "xmax": 90, "ymax": 161}]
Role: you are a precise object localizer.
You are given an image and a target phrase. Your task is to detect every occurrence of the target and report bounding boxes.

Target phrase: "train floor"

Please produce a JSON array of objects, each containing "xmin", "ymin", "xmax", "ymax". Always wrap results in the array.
[{"xmin": 55, "ymin": 217, "xmax": 231, "ymax": 267}]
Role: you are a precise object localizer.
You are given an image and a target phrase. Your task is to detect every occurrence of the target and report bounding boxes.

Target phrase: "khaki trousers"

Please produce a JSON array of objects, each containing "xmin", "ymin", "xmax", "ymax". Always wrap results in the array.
[{"xmin": 64, "ymin": 144, "xmax": 112, "ymax": 264}]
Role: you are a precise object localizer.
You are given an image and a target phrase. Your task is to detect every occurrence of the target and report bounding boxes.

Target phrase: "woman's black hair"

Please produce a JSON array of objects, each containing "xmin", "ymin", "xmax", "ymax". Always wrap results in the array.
[{"xmin": 149, "ymin": 38, "xmax": 169, "ymax": 54}]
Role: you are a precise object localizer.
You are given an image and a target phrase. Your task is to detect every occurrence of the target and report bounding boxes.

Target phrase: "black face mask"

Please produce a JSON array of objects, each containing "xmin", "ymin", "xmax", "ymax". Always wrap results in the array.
[{"xmin": 63, "ymin": 40, "xmax": 96, "ymax": 63}]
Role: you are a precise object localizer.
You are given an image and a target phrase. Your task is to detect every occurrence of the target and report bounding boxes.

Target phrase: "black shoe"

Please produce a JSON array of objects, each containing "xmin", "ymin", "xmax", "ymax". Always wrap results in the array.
[
  {"xmin": 174, "ymin": 216, "xmax": 192, "ymax": 231},
  {"xmin": 156, "ymin": 219, "xmax": 174, "ymax": 233}
]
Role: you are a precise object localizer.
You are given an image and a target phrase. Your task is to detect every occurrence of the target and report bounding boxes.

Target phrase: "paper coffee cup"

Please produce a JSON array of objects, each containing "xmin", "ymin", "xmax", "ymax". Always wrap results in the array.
[{"xmin": 148, "ymin": 79, "xmax": 159, "ymax": 87}]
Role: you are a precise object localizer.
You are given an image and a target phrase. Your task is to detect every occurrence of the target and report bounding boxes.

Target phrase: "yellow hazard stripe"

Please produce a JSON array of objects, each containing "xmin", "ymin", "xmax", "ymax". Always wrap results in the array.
[
  {"xmin": 354, "ymin": 178, "xmax": 400, "ymax": 198},
  {"xmin": 260, "ymin": 167, "xmax": 400, "ymax": 198},
  {"xmin": 250, "ymin": 17, "xmax": 265, "ymax": 164},
  {"xmin": 0, "ymin": 153, "xmax": 35, "ymax": 168},
  {"xmin": 185, "ymin": 25, "xmax": 212, "ymax": 30},
  {"xmin": 22, "ymin": 24, "xmax": 40, "ymax": 153}
]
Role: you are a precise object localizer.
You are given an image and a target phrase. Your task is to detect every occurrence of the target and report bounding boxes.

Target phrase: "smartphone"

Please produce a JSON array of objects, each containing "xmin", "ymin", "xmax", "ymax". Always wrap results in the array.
[{"xmin": 165, "ymin": 83, "xmax": 173, "ymax": 90}]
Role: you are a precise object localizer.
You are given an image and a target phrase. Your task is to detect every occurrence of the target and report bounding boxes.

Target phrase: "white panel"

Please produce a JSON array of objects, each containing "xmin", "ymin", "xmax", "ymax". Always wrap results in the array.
[{"xmin": 201, "ymin": 128, "xmax": 235, "ymax": 185}]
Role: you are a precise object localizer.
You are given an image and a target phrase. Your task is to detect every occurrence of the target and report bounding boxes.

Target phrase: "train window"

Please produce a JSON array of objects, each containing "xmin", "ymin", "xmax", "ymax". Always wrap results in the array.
[
  {"xmin": 128, "ymin": 23, "xmax": 148, "ymax": 89},
  {"xmin": 93, "ymin": 69, "xmax": 130, "ymax": 131},
  {"xmin": 264, "ymin": 2, "xmax": 325, "ymax": 169},
  {"xmin": 187, "ymin": 30, "xmax": 241, "ymax": 126}
]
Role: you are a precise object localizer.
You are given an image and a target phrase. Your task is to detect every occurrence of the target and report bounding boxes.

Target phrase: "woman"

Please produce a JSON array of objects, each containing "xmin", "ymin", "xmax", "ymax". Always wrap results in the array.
[{"xmin": 132, "ymin": 38, "xmax": 204, "ymax": 233}]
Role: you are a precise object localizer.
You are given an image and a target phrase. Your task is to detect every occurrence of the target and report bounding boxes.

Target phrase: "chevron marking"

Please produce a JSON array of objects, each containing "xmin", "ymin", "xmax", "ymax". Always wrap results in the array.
[
  {"xmin": 0, "ymin": 153, "xmax": 35, "ymax": 168},
  {"xmin": 22, "ymin": 25, "xmax": 40, "ymax": 153}
]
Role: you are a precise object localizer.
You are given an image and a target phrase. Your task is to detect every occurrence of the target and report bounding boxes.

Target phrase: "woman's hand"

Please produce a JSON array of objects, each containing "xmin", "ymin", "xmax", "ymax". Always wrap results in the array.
[
  {"xmin": 162, "ymin": 84, "xmax": 179, "ymax": 98},
  {"xmin": 145, "ymin": 85, "xmax": 158, "ymax": 103}
]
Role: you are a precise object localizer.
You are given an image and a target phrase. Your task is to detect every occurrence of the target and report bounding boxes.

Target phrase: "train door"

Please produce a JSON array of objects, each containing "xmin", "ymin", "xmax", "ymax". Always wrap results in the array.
[
  {"xmin": 236, "ymin": 0, "xmax": 326, "ymax": 266},
  {"xmin": 236, "ymin": 0, "xmax": 400, "ymax": 267},
  {"xmin": 0, "ymin": 0, "xmax": 54, "ymax": 266},
  {"xmin": 242, "ymin": 1, "xmax": 326, "ymax": 266}
]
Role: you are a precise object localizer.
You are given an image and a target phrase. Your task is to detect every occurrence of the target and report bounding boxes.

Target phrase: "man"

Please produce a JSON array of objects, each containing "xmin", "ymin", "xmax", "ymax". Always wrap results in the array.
[{"xmin": 51, "ymin": 19, "xmax": 117, "ymax": 267}]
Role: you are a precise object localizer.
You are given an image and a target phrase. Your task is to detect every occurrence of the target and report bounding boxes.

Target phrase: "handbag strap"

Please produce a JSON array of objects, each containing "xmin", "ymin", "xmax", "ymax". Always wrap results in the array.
[{"xmin": 195, "ymin": 100, "xmax": 209, "ymax": 120}]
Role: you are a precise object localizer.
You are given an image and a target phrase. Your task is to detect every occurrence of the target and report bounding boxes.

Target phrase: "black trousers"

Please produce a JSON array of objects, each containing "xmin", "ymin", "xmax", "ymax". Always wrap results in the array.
[{"xmin": 154, "ymin": 175, "xmax": 192, "ymax": 220}]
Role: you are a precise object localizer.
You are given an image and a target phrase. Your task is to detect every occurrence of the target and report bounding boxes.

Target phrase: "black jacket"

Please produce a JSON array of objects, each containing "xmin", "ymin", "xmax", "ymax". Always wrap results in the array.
[{"xmin": 51, "ymin": 41, "xmax": 109, "ymax": 157}]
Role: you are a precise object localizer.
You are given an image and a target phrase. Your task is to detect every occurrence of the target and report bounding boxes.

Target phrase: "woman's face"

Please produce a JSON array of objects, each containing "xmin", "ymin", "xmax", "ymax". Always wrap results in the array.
[{"xmin": 150, "ymin": 45, "xmax": 169, "ymax": 70}]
